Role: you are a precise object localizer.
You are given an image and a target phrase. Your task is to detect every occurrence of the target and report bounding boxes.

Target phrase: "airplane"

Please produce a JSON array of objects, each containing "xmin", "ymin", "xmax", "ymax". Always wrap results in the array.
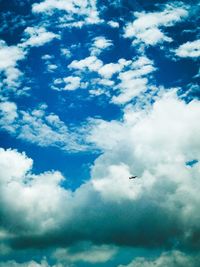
[{"xmin": 129, "ymin": 176, "xmax": 137, "ymax": 179}]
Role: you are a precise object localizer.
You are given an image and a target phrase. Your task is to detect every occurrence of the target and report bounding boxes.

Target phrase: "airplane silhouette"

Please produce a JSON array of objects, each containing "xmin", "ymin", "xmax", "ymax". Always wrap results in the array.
[{"xmin": 129, "ymin": 176, "xmax": 137, "ymax": 179}]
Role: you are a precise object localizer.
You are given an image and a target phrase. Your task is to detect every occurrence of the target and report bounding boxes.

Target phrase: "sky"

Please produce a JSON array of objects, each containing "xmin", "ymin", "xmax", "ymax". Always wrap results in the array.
[{"xmin": 0, "ymin": 0, "xmax": 200, "ymax": 266}]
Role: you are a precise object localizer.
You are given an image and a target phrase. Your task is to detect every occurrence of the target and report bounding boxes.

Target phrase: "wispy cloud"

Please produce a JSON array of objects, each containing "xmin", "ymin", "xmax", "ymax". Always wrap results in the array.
[{"xmin": 0, "ymin": 102, "xmax": 89, "ymax": 152}]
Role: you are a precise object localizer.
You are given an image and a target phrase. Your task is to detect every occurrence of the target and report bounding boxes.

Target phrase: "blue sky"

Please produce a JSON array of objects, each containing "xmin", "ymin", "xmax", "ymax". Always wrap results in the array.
[{"xmin": 0, "ymin": 0, "xmax": 200, "ymax": 266}]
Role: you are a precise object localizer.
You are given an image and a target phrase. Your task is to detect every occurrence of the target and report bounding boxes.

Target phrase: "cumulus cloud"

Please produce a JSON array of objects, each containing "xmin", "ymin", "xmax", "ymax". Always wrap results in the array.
[
  {"xmin": 124, "ymin": 4, "xmax": 188, "ymax": 46},
  {"xmin": 52, "ymin": 76, "xmax": 89, "ymax": 91},
  {"xmin": 175, "ymin": 40, "xmax": 200, "ymax": 58},
  {"xmin": 21, "ymin": 27, "xmax": 59, "ymax": 48},
  {"xmin": 0, "ymin": 148, "xmax": 70, "ymax": 233},
  {"xmin": 98, "ymin": 61, "xmax": 124, "ymax": 79},
  {"xmin": 69, "ymin": 56, "xmax": 103, "ymax": 72},
  {"xmin": 111, "ymin": 56, "xmax": 155, "ymax": 104},
  {"xmin": 68, "ymin": 54, "xmax": 155, "ymax": 103},
  {"xmin": 0, "ymin": 101, "xmax": 18, "ymax": 133},
  {"xmin": 32, "ymin": 0, "xmax": 102, "ymax": 27},
  {"xmin": 0, "ymin": 40, "xmax": 25, "ymax": 89},
  {"xmin": 1, "ymin": 92, "xmax": 200, "ymax": 253},
  {"xmin": 90, "ymin": 36, "xmax": 113, "ymax": 55}
]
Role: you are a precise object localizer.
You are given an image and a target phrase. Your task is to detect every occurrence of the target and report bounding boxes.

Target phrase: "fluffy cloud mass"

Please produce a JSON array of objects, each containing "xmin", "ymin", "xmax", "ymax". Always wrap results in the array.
[
  {"xmin": 32, "ymin": 0, "xmax": 101, "ymax": 27},
  {"xmin": 124, "ymin": 4, "xmax": 188, "ymax": 45},
  {"xmin": 0, "ymin": 40, "xmax": 25, "ymax": 89},
  {"xmin": 1, "ymin": 92, "xmax": 200, "ymax": 254},
  {"xmin": 175, "ymin": 40, "xmax": 200, "ymax": 58}
]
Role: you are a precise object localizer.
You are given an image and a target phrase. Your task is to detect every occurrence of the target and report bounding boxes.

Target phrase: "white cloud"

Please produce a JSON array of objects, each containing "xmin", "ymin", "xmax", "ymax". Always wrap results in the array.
[
  {"xmin": 47, "ymin": 64, "xmax": 58, "ymax": 72},
  {"xmin": 54, "ymin": 242, "xmax": 117, "ymax": 263},
  {"xmin": 32, "ymin": 0, "xmax": 101, "ymax": 27},
  {"xmin": 111, "ymin": 56, "xmax": 155, "ymax": 104},
  {"xmin": 175, "ymin": 40, "xmax": 200, "ymax": 58},
  {"xmin": 52, "ymin": 76, "xmax": 87, "ymax": 91},
  {"xmin": 119, "ymin": 250, "xmax": 200, "ymax": 267},
  {"xmin": 98, "ymin": 62, "xmax": 122, "ymax": 78},
  {"xmin": 90, "ymin": 36, "xmax": 113, "ymax": 55},
  {"xmin": 63, "ymin": 76, "xmax": 81, "ymax": 90},
  {"xmin": 108, "ymin": 21, "xmax": 119, "ymax": 28},
  {"xmin": 0, "ymin": 40, "xmax": 25, "ymax": 88},
  {"xmin": 1, "ymin": 92, "xmax": 200, "ymax": 251},
  {"xmin": 61, "ymin": 48, "xmax": 72, "ymax": 58},
  {"xmin": 88, "ymin": 91, "xmax": 200, "ymax": 203},
  {"xmin": 0, "ymin": 101, "xmax": 18, "ymax": 133},
  {"xmin": 0, "ymin": 148, "xmax": 70, "ymax": 232},
  {"xmin": 68, "ymin": 55, "xmax": 154, "ymax": 102},
  {"xmin": 124, "ymin": 5, "xmax": 188, "ymax": 46},
  {"xmin": 21, "ymin": 27, "xmax": 59, "ymax": 48},
  {"xmin": 69, "ymin": 56, "xmax": 103, "ymax": 72},
  {"xmin": 0, "ymin": 102, "xmax": 88, "ymax": 152},
  {"xmin": 93, "ymin": 37, "xmax": 113, "ymax": 50},
  {"xmin": 0, "ymin": 260, "xmax": 62, "ymax": 267},
  {"xmin": 112, "ymin": 78, "xmax": 148, "ymax": 104}
]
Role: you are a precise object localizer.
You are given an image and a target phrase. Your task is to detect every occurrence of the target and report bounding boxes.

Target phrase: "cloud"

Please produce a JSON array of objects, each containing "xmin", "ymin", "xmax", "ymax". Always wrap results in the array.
[
  {"xmin": 52, "ymin": 76, "xmax": 89, "ymax": 91},
  {"xmin": 90, "ymin": 36, "xmax": 113, "ymax": 55},
  {"xmin": 124, "ymin": 4, "xmax": 188, "ymax": 46},
  {"xmin": 118, "ymin": 250, "xmax": 200, "ymax": 267},
  {"xmin": 112, "ymin": 78, "xmax": 148, "ymax": 104},
  {"xmin": 21, "ymin": 27, "xmax": 59, "ymax": 48},
  {"xmin": 111, "ymin": 56, "xmax": 155, "ymax": 104},
  {"xmin": 0, "ymin": 260, "xmax": 62, "ymax": 267},
  {"xmin": 1, "ymin": 92, "xmax": 200, "ymax": 252},
  {"xmin": 69, "ymin": 56, "xmax": 103, "ymax": 72},
  {"xmin": 175, "ymin": 40, "xmax": 200, "ymax": 58},
  {"xmin": 0, "ymin": 40, "xmax": 25, "ymax": 89},
  {"xmin": 0, "ymin": 102, "xmax": 88, "ymax": 152},
  {"xmin": 53, "ymin": 242, "xmax": 117, "ymax": 263},
  {"xmin": 32, "ymin": 0, "xmax": 102, "ymax": 27},
  {"xmin": 98, "ymin": 62, "xmax": 122, "ymax": 79},
  {"xmin": 0, "ymin": 147, "xmax": 70, "ymax": 233},
  {"xmin": 68, "ymin": 54, "xmax": 155, "ymax": 103},
  {"xmin": 108, "ymin": 21, "xmax": 119, "ymax": 28},
  {"xmin": 0, "ymin": 101, "xmax": 18, "ymax": 133}
]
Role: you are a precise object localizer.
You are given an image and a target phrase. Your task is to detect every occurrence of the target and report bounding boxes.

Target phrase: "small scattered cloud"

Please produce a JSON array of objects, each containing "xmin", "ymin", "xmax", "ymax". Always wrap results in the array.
[
  {"xmin": 90, "ymin": 36, "xmax": 113, "ymax": 55},
  {"xmin": 53, "ymin": 76, "xmax": 82, "ymax": 91},
  {"xmin": 0, "ymin": 102, "xmax": 88, "ymax": 152},
  {"xmin": 20, "ymin": 27, "xmax": 59, "ymax": 48},
  {"xmin": 111, "ymin": 56, "xmax": 155, "ymax": 104},
  {"xmin": 69, "ymin": 56, "xmax": 103, "ymax": 72},
  {"xmin": 108, "ymin": 20, "xmax": 120, "ymax": 28},
  {"xmin": 0, "ymin": 40, "xmax": 25, "ymax": 90},
  {"xmin": 175, "ymin": 39, "xmax": 200, "ymax": 58}
]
